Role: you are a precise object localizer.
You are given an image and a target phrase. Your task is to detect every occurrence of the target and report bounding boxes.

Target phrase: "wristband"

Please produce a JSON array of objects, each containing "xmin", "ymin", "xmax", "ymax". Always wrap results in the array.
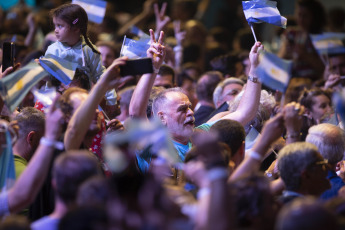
[
  {"xmin": 208, "ymin": 168, "xmax": 228, "ymax": 181},
  {"xmin": 248, "ymin": 75, "xmax": 259, "ymax": 83},
  {"xmin": 153, "ymin": 68, "xmax": 160, "ymax": 74},
  {"xmin": 248, "ymin": 151, "xmax": 263, "ymax": 161},
  {"xmin": 40, "ymin": 137, "xmax": 64, "ymax": 150},
  {"xmin": 173, "ymin": 45, "xmax": 183, "ymax": 52}
]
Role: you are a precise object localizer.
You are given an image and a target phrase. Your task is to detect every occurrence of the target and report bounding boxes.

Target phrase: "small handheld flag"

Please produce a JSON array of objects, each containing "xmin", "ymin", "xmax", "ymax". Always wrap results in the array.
[
  {"xmin": 310, "ymin": 32, "xmax": 345, "ymax": 56},
  {"xmin": 242, "ymin": 0, "xmax": 287, "ymax": 28},
  {"xmin": 120, "ymin": 36, "xmax": 150, "ymax": 59},
  {"xmin": 0, "ymin": 62, "xmax": 47, "ymax": 112},
  {"xmin": 256, "ymin": 51, "xmax": 292, "ymax": 93},
  {"xmin": 39, "ymin": 54, "xmax": 79, "ymax": 85}
]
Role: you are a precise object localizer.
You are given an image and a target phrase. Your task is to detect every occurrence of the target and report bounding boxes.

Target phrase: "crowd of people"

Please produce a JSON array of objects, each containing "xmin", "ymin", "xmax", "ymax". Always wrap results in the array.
[{"xmin": 1, "ymin": 0, "xmax": 345, "ymax": 229}]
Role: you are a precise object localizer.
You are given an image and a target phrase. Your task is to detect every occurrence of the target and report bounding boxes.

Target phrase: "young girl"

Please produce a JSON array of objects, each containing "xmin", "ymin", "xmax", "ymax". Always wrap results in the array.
[{"xmin": 45, "ymin": 3, "xmax": 116, "ymax": 104}]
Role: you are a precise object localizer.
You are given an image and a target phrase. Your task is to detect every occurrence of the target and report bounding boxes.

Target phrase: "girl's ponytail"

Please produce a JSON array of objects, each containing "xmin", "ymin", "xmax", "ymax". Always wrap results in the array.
[{"xmin": 81, "ymin": 31, "xmax": 100, "ymax": 55}]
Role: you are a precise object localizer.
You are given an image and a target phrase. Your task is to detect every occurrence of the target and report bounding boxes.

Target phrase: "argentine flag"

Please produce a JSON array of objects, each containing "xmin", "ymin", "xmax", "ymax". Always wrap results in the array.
[
  {"xmin": 242, "ymin": 0, "xmax": 287, "ymax": 28},
  {"xmin": 72, "ymin": 0, "xmax": 107, "ymax": 24},
  {"xmin": 256, "ymin": 51, "xmax": 292, "ymax": 93},
  {"xmin": 39, "ymin": 54, "xmax": 79, "ymax": 85},
  {"xmin": 310, "ymin": 32, "xmax": 345, "ymax": 56},
  {"xmin": 120, "ymin": 36, "xmax": 150, "ymax": 59},
  {"xmin": 0, "ymin": 62, "xmax": 47, "ymax": 112}
]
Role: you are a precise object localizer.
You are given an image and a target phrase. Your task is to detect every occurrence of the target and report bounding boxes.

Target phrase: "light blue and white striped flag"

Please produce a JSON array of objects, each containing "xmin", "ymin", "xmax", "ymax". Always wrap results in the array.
[
  {"xmin": 245, "ymin": 125, "xmax": 260, "ymax": 152},
  {"xmin": 0, "ymin": 130, "xmax": 15, "ymax": 191},
  {"xmin": 310, "ymin": 32, "xmax": 345, "ymax": 56},
  {"xmin": 72, "ymin": 0, "xmax": 107, "ymax": 24},
  {"xmin": 257, "ymin": 51, "xmax": 292, "ymax": 93},
  {"xmin": 0, "ymin": 62, "xmax": 47, "ymax": 112},
  {"xmin": 242, "ymin": 0, "xmax": 287, "ymax": 28},
  {"xmin": 39, "ymin": 54, "xmax": 78, "ymax": 85},
  {"xmin": 120, "ymin": 36, "xmax": 150, "ymax": 59}
]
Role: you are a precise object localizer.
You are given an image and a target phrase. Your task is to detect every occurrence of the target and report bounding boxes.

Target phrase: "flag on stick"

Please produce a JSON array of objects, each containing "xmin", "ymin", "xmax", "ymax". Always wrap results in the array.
[
  {"xmin": 39, "ymin": 54, "xmax": 78, "ymax": 85},
  {"xmin": 242, "ymin": 0, "xmax": 287, "ymax": 28},
  {"xmin": 0, "ymin": 62, "xmax": 47, "ymax": 112},
  {"xmin": 256, "ymin": 51, "xmax": 292, "ymax": 93},
  {"xmin": 120, "ymin": 36, "xmax": 150, "ymax": 59},
  {"xmin": 310, "ymin": 32, "xmax": 345, "ymax": 56}
]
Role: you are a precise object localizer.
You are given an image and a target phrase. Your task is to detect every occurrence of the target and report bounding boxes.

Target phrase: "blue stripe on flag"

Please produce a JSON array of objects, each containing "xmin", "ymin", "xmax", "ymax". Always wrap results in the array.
[
  {"xmin": 0, "ymin": 131, "xmax": 15, "ymax": 191},
  {"xmin": 242, "ymin": 0, "xmax": 287, "ymax": 28},
  {"xmin": 39, "ymin": 54, "xmax": 78, "ymax": 85},
  {"xmin": 0, "ymin": 62, "xmax": 47, "ymax": 112},
  {"xmin": 256, "ymin": 51, "xmax": 292, "ymax": 93},
  {"xmin": 72, "ymin": 0, "xmax": 107, "ymax": 24}
]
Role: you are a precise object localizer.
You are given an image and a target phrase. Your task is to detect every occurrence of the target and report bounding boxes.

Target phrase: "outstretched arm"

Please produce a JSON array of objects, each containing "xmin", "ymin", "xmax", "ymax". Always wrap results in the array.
[
  {"xmin": 64, "ymin": 57, "xmax": 130, "ymax": 150},
  {"xmin": 129, "ymin": 30, "xmax": 166, "ymax": 119},
  {"xmin": 213, "ymin": 42, "xmax": 263, "ymax": 126},
  {"xmin": 7, "ymin": 97, "xmax": 64, "ymax": 213}
]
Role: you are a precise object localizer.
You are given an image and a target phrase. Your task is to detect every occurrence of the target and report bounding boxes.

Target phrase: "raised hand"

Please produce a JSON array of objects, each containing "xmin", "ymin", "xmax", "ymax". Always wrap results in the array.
[
  {"xmin": 173, "ymin": 20, "xmax": 186, "ymax": 46},
  {"xmin": 100, "ymin": 57, "xmax": 133, "ymax": 90},
  {"xmin": 147, "ymin": 29, "xmax": 166, "ymax": 71},
  {"xmin": 154, "ymin": 2, "xmax": 170, "ymax": 34},
  {"xmin": 249, "ymin": 42, "xmax": 264, "ymax": 70}
]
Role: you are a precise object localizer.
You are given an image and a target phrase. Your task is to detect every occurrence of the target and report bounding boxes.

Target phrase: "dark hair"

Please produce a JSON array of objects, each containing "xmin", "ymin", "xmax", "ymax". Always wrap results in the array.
[
  {"xmin": 158, "ymin": 64, "xmax": 175, "ymax": 83},
  {"xmin": 196, "ymin": 71, "xmax": 223, "ymax": 102},
  {"xmin": 51, "ymin": 69, "xmax": 90, "ymax": 91},
  {"xmin": 53, "ymin": 150, "xmax": 100, "ymax": 203},
  {"xmin": 210, "ymin": 119, "xmax": 245, "ymax": 156},
  {"xmin": 298, "ymin": 88, "xmax": 331, "ymax": 111},
  {"xmin": 95, "ymin": 40, "xmax": 120, "ymax": 57},
  {"xmin": 51, "ymin": 3, "xmax": 100, "ymax": 54},
  {"xmin": 297, "ymin": 0, "xmax": 327, "ymax": 34}
]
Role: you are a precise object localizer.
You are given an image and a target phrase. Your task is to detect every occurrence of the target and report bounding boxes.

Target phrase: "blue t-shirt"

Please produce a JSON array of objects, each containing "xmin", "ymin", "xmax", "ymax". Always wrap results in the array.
[{"xmin": 136, "ymin": 120, "xmax": 219, "ymax": 172}]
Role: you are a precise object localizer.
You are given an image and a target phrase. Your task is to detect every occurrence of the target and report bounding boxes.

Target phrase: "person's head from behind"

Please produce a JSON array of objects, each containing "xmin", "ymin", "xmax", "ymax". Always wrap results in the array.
[
  {"xmin": 77, "ymin": 176, "xmax": 109, "ymax": 208},
  {"xmin": 210, "ymin": 119, "xmax": 245, "ymax": 167},
  {"xmin": 306, "ymin": 124, "xmax": 345, "ymax": 167},
  {"xmin": 213, "ymin": 78, "xmax": 244, "ymax": 108},
  {"xmin": 51, "ymin": 3, "xmax": 99, "ymax": 54},
  {"xmin": 296, "ymin": 0, "xmax": 326, "ymax": 34},
  {"xmin": 196, "ymin": 71, "xmax": 224, "ymax": 104},
  {"xmin": 276, "ymin": 197, "xmax": 338, "ymax": 230},
  {"xmin": 53, "ymin": 150, "xmax": 101, "ymax": 205},
  {"xmin": 59, "ymin": 87, "xmax": 101, "ymax": 135},
  {"xmin": 298, "ymin": 88, "xmax": 332, "ymax": 124},
  {"xmin": 52, "ymin": 69, "xmax": 91, "ymax": 93},
  {"xmin": 154, "ymin": 64, "xmax": 175, "ymax": 89},
  {"xmin": 152, "ymin": 88, "xmax": 194, "ymax": 143},
  {"xmin": 229, "ymin": 173, "xmax": 276, "ymax": 230},
  {"xmin": 13, "ymin": 107, "xmax": 45, "ymax": 160},
  {"xmin": 96, "ymin": 41, "xmax": 119, "ymax": 68},
  {"xmin": 277, "ymin": 142, "xmax": 330, "ymax": 196}
]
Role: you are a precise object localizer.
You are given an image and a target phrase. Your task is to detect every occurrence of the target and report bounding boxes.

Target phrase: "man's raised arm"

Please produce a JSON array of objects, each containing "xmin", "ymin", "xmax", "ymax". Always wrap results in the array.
[
  {"xmin": 129, "ymin": 30, "xmax": 166, "ymax": 119},
  {"xmin": 210, "ymin": 42, "xmax": 263, "ymax": 126}
]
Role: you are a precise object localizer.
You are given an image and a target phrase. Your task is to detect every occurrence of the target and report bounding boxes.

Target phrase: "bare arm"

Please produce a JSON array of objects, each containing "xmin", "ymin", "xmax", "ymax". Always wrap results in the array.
[
  {"xmin": 214, "ymin": 42, "xmax": 263, "ymax": 126},
  {"xmin": 7, "ymin": 97, "xmax": 63, "ymax": 212},
  {"xmin": 230, "ymin": 113, "xmax": 285, "ymax": 181},
  {"xmin": 129, "ymin": 30, "xmax": 166, "ymax": 119},
  {"xmin": 64, "ymin": 57, "xmax": 129, "ymax": 150}
]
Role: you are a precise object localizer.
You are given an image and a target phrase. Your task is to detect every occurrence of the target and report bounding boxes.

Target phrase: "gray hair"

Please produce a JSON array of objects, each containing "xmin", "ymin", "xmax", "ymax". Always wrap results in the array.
[
  {"xmin": 277, "ymin": 142, "xmax": 320, "ymax": 191},
  {"xmin": 213, "ymin": 77, "xmax": 244, "ymax": 107},
  {"xmin": 306, "ymin": 123, "xmax": 345, "ymax": 164},
  {"xmin": 152, "ymin": 87, "xmax": 185, "ymax": 116},
  {"xmin": 229, "ymin": 90, "xmax": 275, "ymax": 134}
]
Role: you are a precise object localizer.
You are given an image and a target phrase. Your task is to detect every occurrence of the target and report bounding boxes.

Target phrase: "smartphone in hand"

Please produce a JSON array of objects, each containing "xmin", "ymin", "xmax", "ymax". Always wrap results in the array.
[
  {"xmin": 2, "ymin": 42, "xmax": 15, "ymax": 72},
  {"xmin": 120, "ymin": 58, "xmax": 153, "ymax": 76}
]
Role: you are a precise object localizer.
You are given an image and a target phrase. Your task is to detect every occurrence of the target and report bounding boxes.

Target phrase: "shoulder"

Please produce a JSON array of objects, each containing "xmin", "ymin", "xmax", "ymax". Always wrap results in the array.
[
  {"xmin": 31, "ymin": 216, "xmax": 60, "ymax": 230},
  {"xmin": 0, "ymin": 190, "xmax": 9, "ymax": 217},
  {"xmin": 45, "ymin": 41, "xmax": 62, "ymax": 55}
]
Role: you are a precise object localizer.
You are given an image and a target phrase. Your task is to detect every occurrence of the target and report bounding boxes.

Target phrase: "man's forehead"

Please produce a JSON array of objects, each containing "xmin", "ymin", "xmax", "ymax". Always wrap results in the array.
[{"xmin": 165, "ymin": 91, "xmax": 190, "ymax": 104}]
